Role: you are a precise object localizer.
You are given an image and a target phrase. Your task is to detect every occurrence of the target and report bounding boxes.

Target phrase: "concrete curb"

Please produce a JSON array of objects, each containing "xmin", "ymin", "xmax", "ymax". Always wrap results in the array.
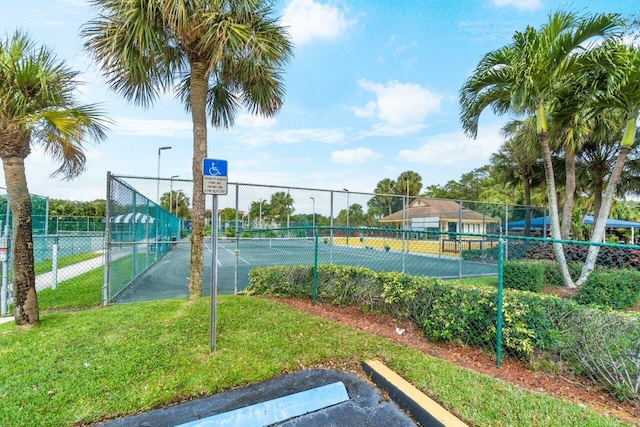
[{"xmin": 362, "ymin": 359, "xmax": 467, "ymax": 427}]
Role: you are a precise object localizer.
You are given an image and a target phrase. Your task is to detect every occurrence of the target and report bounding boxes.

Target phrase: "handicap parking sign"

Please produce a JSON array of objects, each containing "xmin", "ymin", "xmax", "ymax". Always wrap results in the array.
[
  {"xmin": 202, "ymin": 158, "xmax": 228, "ymax": 195},
  {"xmin": 203, "ymin": 158, "xmax": 227, "ymax": 177}
]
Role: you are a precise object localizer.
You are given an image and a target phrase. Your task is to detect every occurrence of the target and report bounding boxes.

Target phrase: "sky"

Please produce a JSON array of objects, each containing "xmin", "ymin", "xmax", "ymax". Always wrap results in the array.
[{"xmin": 1, "ymin": 0, "xmax": 637, "ymax": 203}]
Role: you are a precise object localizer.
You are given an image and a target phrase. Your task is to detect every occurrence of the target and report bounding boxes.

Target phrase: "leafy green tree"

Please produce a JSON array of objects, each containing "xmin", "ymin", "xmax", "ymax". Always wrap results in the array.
[
  {"xmin": 576, "ymin": 41, "xmax": 640, "ymax": 284},
  {"xmin": 494, "ymin": 119, "xmax": 546, "ymax": 235},
  {"xmin": 269, "ymin": 192, "xmax": 294, "ymax": 222},
  {"xmin": 219, "ymin": 207, "xmax": 237, "ymax": 221},
  {"xmin": 396, "ymin": 171, "xmax": 422, "ymax": 198},
  {"xmin": 371, "ymin": 178, "xmax": 397, "ymax": 216},
  {"xmin": 460, "ymin": 11, "xmax": 622, "ymax": 288},
  {"xmin": 248, "ymin": 200, "xmax": 269, "ymax": 227},
  {"xmin": 83, "ymin": 0, "xmax": 293, "ymax": 298},
  {"xmin": 160, "ymin": 190, "xmax": 189, "ymax": 218},
  {"xmin": 0, "ymin": 31, "xmax": 108, "ymax": 325}
]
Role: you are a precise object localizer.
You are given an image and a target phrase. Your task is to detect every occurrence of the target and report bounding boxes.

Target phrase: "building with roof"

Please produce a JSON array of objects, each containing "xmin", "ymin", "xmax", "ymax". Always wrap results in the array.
[{"xmin": 378, "ymin": 198, "xmax": 500, "ymax": 239}]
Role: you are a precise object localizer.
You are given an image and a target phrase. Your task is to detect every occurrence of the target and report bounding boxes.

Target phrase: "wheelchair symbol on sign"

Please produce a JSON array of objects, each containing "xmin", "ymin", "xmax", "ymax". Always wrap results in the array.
[{"xmin": 209, "ymin": 163, "xmax": 221, "ymax": 176}]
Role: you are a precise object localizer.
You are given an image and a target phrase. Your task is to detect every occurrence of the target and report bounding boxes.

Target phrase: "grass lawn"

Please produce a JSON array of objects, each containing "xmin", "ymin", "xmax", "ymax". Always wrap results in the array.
[
  {"xmin": 0, "ymin": 295, "xmax": 631, "ymax": 427},
  {"xmin": 36, "ymin": 267, "xmax": 103, "ymax": 310},
  {"xmin": 34, "ymin": 252, "xmax": 102, "ymax": 276}
]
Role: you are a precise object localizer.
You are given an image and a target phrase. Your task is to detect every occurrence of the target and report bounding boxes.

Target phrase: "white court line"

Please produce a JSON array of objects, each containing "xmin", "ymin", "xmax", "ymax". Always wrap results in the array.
[
  {"xmin": 221, "ymin": 245, "xmax": 250, "ymax": 265},
  {"xmin": 207, "ymin": 242, "xmax": 251, "ymax": 265},
  {"xmin": 204, "ymin": 242, "xmax": 222, "ymax": 266}
]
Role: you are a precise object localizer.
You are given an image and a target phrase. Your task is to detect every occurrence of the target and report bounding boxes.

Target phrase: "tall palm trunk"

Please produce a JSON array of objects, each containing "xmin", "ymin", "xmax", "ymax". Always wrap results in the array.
[
  {"xmin": 576, "ymin": 145, "xmax": 632, "ymax": 286},
  {"xmin": 538, "ymin": 127, "xmax": 575, "ymax": 288},
  {"xmin": 561, "ymin": 150, "xmax": 576, "ymax": 239},
  {"xmin": 188, "ymin": 61, "xmax": 210, "ymax": 299},
  {"xmin": 2, "ymin": 156, "xmax": 39, "ymax": 324}
]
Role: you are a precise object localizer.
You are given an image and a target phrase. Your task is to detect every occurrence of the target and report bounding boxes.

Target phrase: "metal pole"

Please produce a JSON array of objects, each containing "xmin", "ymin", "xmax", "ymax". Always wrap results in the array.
[
  {"xmin": 0, "ymin": 220, "xmax": 6, "ymax": 315},
  {"xmin": 496, "ymin": 239, "xmax": 505, "ymax": 367},
  {"xmin": 310, "ymin": 197, "xmax": 315, "ymax": 228},
  {"xmin": 210, "ymin": 194, "xmax": 219, "ymax": 352},
  {"xmin": 156, "ymin": 146, "xmax": 171, "ymax": 203},
  {"xmin": 313, "ymin": 228, "xmax": 318, "ymax": 305},
  {"xmin": 343, "ymin": 189, "xmax": 349, "ymax": 245},
  {"xmin": 170, "ymin": 175, "xmax": 179, "ymax": 215},
  {"xmin": 234, "ymin": 184, "xmax": 239, "ymax": 295},
  {"xmin": 103, "ymin": 171, "xmax": 112, "ymax": 306},
  {"xmin": 52, "ymin": 238, "xmax": 58, "ymax": 290},
  {"xmin": 458, "ymin": 201, "xmax": 463, "ymax": 278}
]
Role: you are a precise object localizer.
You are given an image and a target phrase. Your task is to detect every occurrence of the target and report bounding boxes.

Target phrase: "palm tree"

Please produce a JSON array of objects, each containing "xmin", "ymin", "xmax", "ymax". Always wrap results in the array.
[
  {"xmin": 576, "ymin": 41, "xmax": 640, "ymax": 285},
  {"xmin": 372, "ymin": 178, "xmax": 397, "ymax": 216},
  {"xmin": 460, "ymin": 11, "xmax": 622, "ymax": 288},
  {"xmin": 492, "ymin": 121, "xmax": 544, "ymax": 235},
  {"xmin": 83, "ymin": 0, "xmax": 293, "ymax": 298},
  {"xmin": 269, "ymin": 191, "xmax": 294, "ymax": 223},
  {"xmin": 0, "ymin": 31, "xmax": 108, "ymax": 325},
  {"xmin": 160, "ymin": 189, "xmax": 190, "ymax": 218}
]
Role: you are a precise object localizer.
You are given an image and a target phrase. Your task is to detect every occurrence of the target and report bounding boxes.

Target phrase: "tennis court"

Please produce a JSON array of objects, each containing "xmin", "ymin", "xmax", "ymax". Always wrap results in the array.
[{"xmin": 114, "ymin": 236, "xmax": 497, "ymax": 303}]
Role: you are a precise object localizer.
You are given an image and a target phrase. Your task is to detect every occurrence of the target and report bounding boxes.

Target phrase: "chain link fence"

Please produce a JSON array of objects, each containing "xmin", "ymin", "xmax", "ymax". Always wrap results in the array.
[
  {"xmin": 105, "ymin": 175, "xmax": 544, "ymax": 303},
  {"xmin": 0, "ymin": 189, "xmax": 108, "ymax": 314}
]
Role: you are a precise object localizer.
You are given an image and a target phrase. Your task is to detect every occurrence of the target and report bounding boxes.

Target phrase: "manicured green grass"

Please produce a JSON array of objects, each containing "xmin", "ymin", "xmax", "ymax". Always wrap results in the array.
[
  {"xmin": 37, "ymin": 267, "xmax": 103, "ymax": 310},
  {"xmin": 34, "ymin": 252, "xmax": 102, "ymax": 276},
  {"xmin": 0, "ymin": 296, "xmax": 631, "ymax": 427}
]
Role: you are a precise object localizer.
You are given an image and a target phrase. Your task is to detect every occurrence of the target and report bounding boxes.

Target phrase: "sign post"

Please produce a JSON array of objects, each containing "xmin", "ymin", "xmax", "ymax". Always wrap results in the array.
[{"xmin": 202, "ymin": 158, "xmax": 228, "ymax": 352}]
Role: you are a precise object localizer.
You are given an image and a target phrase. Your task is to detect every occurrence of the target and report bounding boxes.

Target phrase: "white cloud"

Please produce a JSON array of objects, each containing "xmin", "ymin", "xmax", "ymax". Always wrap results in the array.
[
  {"xmin": 354, "ymin": 80, "xmax": 441, "ymax": 126},
  {"xmin": 236, "ymin": 113, "xmax": 277, "ymax": 128},
  {"xmin": 359, "ymin": 123, "xmax": 427, "ymax": 137},
  {"xmin": 282, "ymin": 0, "xmax": 354, "ymax": 45},
  {"xmin": 240, "ymin": 128, "xmax": 347, "ymax": 147},
  {"xmin": 55, "ymin": 0, "xmax": 87, "ymax": 7},
  {"xmin": 113, "ymin": 118, "xmax": 192, "ymax": 138},
  {"xmin": 331, "ymin": 147, "xmax": 381, "ymax": 164},
  {"xmin": 492, "ymin": 0, "xmax": 542, "ymax": 11},
  {"xmin": 398, "ymin": 126, "xmax": 503, "ymax": 166}
]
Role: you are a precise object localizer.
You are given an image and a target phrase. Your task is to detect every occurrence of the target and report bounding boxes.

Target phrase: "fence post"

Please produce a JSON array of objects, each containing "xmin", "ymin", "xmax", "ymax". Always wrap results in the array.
[
  {"xmin": 51, "ymin": 237, "xmax": 58, "ymax": 290},
  {"xmin": 102, "ymin": 171, "xmax": 112, "ymax": 306},
  {"xmin": 496, "ymin": 238, "xmax": 505, "ymax": 367},
  {"xmin": 313, "ymin": 226, "xmax": 318, "ymax": 306}
]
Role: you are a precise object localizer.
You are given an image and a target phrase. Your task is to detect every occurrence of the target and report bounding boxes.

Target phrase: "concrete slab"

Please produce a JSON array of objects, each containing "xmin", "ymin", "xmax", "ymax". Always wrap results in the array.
[{"xmin": 97, "ymin": 368, "xmax": 417, "ymax": 427}]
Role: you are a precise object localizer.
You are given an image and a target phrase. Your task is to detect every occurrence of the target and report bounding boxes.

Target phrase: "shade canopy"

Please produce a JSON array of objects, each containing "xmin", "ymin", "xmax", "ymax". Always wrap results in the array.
[{"xmin": 508, "ymin": 215, "xmax": 640, "ymax": 229}]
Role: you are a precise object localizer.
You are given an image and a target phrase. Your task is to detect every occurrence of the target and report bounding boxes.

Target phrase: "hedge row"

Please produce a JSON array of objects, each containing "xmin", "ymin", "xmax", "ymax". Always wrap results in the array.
[
  {"xmin": 246, "ymin": 264, "xmax": 640, "ymax": 401},
  {"xmin": 503, "ymin": 260, "xmax": 640, "ymax": 310}
]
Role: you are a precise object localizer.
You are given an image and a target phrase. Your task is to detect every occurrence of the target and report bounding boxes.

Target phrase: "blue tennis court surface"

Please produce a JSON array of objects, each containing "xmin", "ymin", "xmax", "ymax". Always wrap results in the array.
[{"xmin": 114, "ymin": 238, "xmax": 497, "ymax": 303}]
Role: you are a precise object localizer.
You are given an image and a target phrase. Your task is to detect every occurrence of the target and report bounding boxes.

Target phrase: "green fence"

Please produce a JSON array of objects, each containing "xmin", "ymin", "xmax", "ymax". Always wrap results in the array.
[{"xmin": 105, "ymin": 174, "xmax": 181, "ymax": 301}]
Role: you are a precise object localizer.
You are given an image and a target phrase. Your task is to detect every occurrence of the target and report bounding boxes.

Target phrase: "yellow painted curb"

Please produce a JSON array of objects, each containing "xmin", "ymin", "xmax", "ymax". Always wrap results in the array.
[{"xmin": 362, "ymin": 360, "xmax": 467, "ymax": 427}]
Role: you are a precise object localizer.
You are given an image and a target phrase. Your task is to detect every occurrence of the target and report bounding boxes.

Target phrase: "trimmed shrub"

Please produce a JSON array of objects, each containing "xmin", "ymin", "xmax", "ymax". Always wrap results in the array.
[
  {"xmin": 503, "ymin": 260, "xmax": 546, "ymax": 292},
  {"xmin": 575, "ymin": 269, "xmax": 640, "ymax": 310},
  {"xmin": 247, "ymin": 264, "xmax": 640, "ymax": 400},
  {"xmin": 246, "ymin": 265, "xmax": 313, "ymax": 298}
]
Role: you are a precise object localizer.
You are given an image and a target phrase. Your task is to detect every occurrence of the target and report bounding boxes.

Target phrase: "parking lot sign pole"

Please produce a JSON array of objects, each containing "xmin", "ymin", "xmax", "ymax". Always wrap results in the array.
[
  {"xmin": 211, "ymin": 194, "xmax": 218, "ymax": 352},
  {"xmin": 202, "ymin": 158, "xmax": 228, "ymax": 353}
]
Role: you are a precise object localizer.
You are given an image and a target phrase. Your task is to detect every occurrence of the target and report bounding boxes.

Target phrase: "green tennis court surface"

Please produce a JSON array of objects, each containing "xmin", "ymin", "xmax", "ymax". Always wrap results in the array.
[{"xmin": 114, "ymin": 237, "xmax": 497, "ymax": 303}]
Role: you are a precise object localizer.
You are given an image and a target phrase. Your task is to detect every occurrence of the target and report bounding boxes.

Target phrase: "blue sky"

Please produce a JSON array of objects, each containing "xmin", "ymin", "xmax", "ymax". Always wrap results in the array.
[{"xmin": 1, "ymin": 0, "xmax": 636, "ymax": 202}]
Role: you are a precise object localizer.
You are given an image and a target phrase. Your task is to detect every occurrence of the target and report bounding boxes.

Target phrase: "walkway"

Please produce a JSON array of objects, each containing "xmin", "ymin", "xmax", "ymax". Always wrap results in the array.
[{"xmin": 1, "ymin": 252, "xmax": 107, "ymax": 324}]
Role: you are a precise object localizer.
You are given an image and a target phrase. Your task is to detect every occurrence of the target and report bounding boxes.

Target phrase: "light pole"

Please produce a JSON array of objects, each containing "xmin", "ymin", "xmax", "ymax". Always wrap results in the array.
[
  {"xmin": 170, "ymin": 175, "xmax": 179, "ymax": 216},
  {"xmin": 343, "ymin": 189, "xmax": 349, "ymax": 245},
  {"xmin": 259, "ymin": 200, "xmax": 263, "ymax": 229},
  {"xmin": 156, "ymin": 146, "xmax": 172, "ymax": 203},
  {"xmin": 310, "ymin": 197, "xmax": 315, "ymax": 228}
]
